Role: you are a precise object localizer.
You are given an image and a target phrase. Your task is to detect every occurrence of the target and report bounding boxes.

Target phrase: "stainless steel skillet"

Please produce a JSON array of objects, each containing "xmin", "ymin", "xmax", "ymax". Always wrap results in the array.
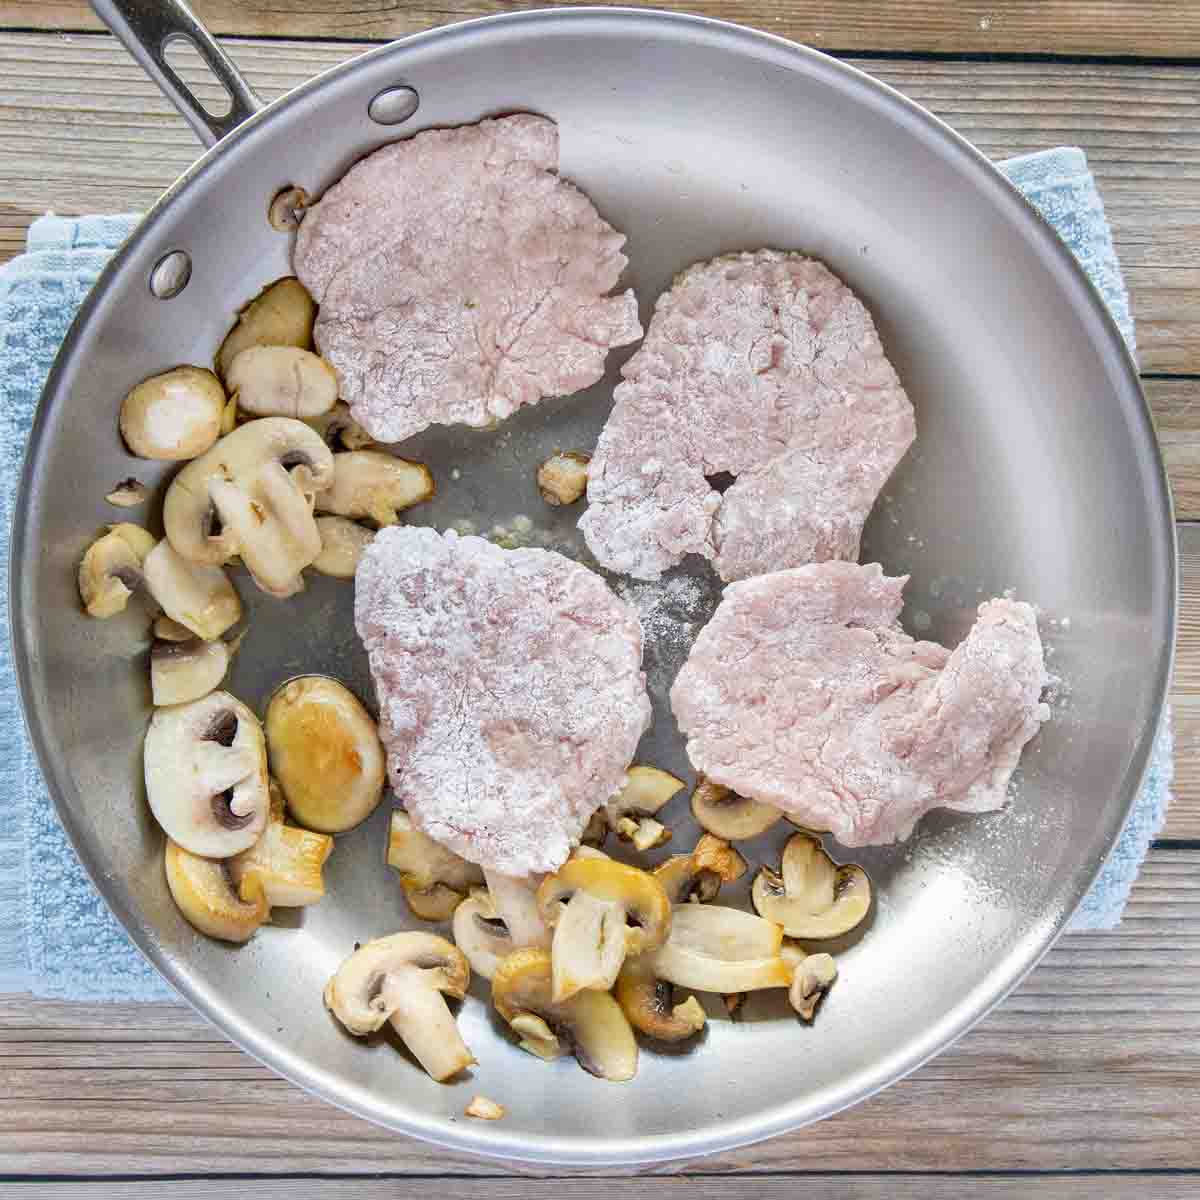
[{"xmin": 10, "ymin": 0, "xmax": 1175, "ymax": 1165}]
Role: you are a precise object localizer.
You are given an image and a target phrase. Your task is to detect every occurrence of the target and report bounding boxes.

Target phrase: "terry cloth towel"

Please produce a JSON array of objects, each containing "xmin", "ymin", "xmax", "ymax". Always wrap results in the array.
[{"xmin": 0, "ymin": 148, "xmax": 1172, "ymax": 999}]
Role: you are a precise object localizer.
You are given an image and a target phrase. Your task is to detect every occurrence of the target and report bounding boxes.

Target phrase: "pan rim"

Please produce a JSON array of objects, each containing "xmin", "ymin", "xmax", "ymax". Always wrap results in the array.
[{"xmin": 9, "ymin": 6, "xmax": 1177, "ymax": 1166}]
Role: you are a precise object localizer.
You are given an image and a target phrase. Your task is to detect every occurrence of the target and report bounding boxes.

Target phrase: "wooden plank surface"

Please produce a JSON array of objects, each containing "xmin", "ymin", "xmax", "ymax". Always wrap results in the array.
[
  {"xmin": 3, "ymin": 1180, "xmax": 1199, "ymax": 1199},
  {"xmin": 0, "ymin": 35, "xmax": 1199, "ymax": 373},
  {"xmin": 0, "ymin": 848, "xmax": 1196, "ymax": 1176},
  {"xmin": 3, "ymin": 0, "xmax": 1200, "ymax": 58}
]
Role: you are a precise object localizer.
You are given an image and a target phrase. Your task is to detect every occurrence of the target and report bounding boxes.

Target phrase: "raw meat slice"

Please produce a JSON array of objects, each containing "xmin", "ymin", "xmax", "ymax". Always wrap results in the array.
[
  {"xmin": 670, "ymin": 561, "xmax": 1050, "ymax": 846},
  {"xmin": 355, "ymin": 526, "xmax": 652, "ymax": 875},
  {"xmin": 293, "ymin": 114, "xmax": 642, "ymax": 443},
  {"xmin": 579, "ymin": 250, "xmax": 915, "ymax": 581}
]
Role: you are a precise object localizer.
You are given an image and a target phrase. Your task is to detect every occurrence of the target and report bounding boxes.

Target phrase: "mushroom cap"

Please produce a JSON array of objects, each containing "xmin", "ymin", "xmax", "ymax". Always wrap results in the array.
[
  {"xmin": 305, "ymin": 401, "xmax": 377, "ymax": 452},
  {"xmin": 653, "ymin": 833, "xmax": 747, "ymax": 905},
  {"xmin": 120, "ymin": 366, "xmax": 225, "ymax": 461},
  {"xmin": 266, "ymin": 675, "xmax": 386, "ymax": 833},
  {"xmin": 751, "ymin": 832, "xmax": 871, "ymax": 939},
  {"xmin": 451, "ymin": 888, "xmax": 513, "ymax": 981},
  {"xmin": 614, "ymin": 956, "xmax": 706, "ymax": 1043},
  {"xmin": 315, "ymin": 450, "xmax": 434, "ymax": 526},
  {"xmin": 227, "ymin": 346, "xmax": 338, "ymax": 419},
  {"xmin": 312, "ymin": 516, "xmax": 375, "ymax": 579},
  {"xmin": 164, "ymin": 838, "xmax": 268, "ymax": 943},
  {"xmin": 150, "ymin": 637, "xmax": 231, "ymax": 707},
  {"xmin": 229, "ymin": 782, "xmax": 333, "ymax": 908},
  {"xmin": 144, "ymin": 691, "xmax": 270, "ymax": 858},
  {"xmin": 789, "ymin": 951, "xmax": 838, "ymax": 1021},
  {"xmin": 490, "ymin": 947, "xmax": 638, "ymax": 1082},
  {"xmin": 536, "ymin": 857, "xmax": 672, "ymax": 957},
  {"xmin": 324, "ymin": 931, "xmax": 469, "ymax": 1036},
  {"xmin": 141, "ymin": 538, "xmax": 242, "ymax": 642},
  {"xmin": 690, "ymin": 776, "xmax": 782, "ymax": 841},
  {"xmin": 216, "ymin": 276, "xmax": 317, "ymax": 380},
  {"xmin": 387, "ymin": 810, "xmax": 483, "ymax": 920},
  {"xmin": 78, "ymin": 525, "xmax": 151, "ymax": 618},
  {"xmin": 163, "ymin": 418, "xmax": 334, "ymax": 566},
  {"xmin": 604, "ymin": 764, "xmax": 685, "ymax": 823}
]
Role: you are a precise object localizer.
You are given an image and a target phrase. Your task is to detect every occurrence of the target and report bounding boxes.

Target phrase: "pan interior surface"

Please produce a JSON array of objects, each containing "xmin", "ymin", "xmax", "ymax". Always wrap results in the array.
[{"xmin": 12, "ymin": 10, "xmax": 1173, "ymax": 1165}]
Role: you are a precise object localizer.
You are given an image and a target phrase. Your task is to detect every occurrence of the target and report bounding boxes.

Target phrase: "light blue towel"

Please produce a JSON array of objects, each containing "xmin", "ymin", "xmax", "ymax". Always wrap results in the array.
[{"xmin": 0, "ymin": 149, "xmax": 1172, "ymax": 1000}]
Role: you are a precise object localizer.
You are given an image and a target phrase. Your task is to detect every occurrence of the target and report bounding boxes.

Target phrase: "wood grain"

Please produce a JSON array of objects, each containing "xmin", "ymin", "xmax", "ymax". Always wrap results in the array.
[
  {"xmin": 0, "ymin": 850, "xmax": 1197, "ymax": 1176},
  {"xmin": 4, "ymin": 1179, "xmax": 1199, "ymax": 1199},
  {"xmin": 3, "ymin": 0, "xmax": 1200, "ymax": 58},
  {"xmin": 0, "ymin": 35, "xmax": 1199, "ymax": 371}
]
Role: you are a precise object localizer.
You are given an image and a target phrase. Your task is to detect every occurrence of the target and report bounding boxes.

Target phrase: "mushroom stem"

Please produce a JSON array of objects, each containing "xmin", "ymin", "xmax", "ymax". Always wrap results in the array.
[
  {"xmin": 551, "ymin": 890, "xmax": 626, "ymax": 1002},
  {"xmin": 484, "ymin": 870, "xmax": 550, "ymax": 949},
  {"xmin": 382, "ymin": 966, "xmax": 476, "ymax": 1082}
]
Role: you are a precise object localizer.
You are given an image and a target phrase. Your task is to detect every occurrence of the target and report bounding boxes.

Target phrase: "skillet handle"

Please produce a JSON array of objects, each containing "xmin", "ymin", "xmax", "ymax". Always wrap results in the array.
[{"xmin": 90, "ymin": 0, "xmax": 263, "ymax": 147}]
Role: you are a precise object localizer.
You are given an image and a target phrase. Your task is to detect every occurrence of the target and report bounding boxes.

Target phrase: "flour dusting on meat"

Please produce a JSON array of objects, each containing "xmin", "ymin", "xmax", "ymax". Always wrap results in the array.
[
  {"xmin": 295, "ymin": 114, "xmax": 642, "ymax": 443},
  {"xmin": 355, "ymin": 526, "xmax": 651, "ymax": 875},
  {"xmin": 670, "ymin": 561, "xmax": 1050, "ymax": 846},
  {"xmin": 580, "ymin": 251, "xmax": 915, "ymax": 581}
]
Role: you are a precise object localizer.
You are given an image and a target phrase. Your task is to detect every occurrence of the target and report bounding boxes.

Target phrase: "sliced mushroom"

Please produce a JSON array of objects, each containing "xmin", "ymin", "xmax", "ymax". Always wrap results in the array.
[
  {"xmin": 614, "ymin": 955, "xmax": 707, "ymax": 1043},
  {"xmin": 604, "ymin": 765, "xmax": 685, "ymax": 851},
  {"xmin": 78, "ymin": 523, "xmax": 155, "ymax": 617},
  {"xmin": 464, "ymin": 1095, "xmax": 506, "ymax": 1121},
  {"xmin": 752, "ymin": 833, "xmax": 871, "ymax": 939},
  {"xmin": 229, "ymin": 780, "xmax": 334, "ymax": 907},
  {"xmin": 268, "ymin": 185, "xmax": 309, "ymax": 233},
  {"xmin": 536, "ymin": 858, "xmax": 672, "ymax": 1002},
  {"xmin": 491, "ymin": 947, "xmax": 638, "ymax": 1082},
  {"xmin": 142, "ymin": 538, "xmax": 241, "ymax": 641},
  {"xmin": 646, "ymin": 904, "xmax": 791, "ymax": 994},
  {"xmin": 153, "ymin": 614, "xmax": 196, "ymax": 642},
  {"xmin": 144, "ymin": 691, "xmax": 270, "ymax": 858},
  {"xmin": 306, "ymin": 402, "xmax": 377, "ymax": 452},
  {"xmin": 217, "ymin": 277, "xmax": 316, "ymax": 380},
  {"xmin": 315, "ymin": 450, "xmax": 434, "ymax": 526},
  {"xmin": 312, "ymin": 516, "xmax": 375, "ymax": 579},
  {"xmin": 325, "ymin": 932, "xmax": 474, "ymax": 1082},
  {"xmin": 387, "ymin": 810, "xmax": 483, "ymax": 920},
  {"xmin": 220, "ymin": 395, "xmax": 238, "ymax": 435},
  {"xmin": 120, "ymin": 366, "xmax": 225, "ymax": 461},
  {"xmin": 579, "ymin": 810, "xmax": 609, "ymax": 849},
  {"xmin": 209, "ymin": 460, "xmax": 323, "ymax": 597},
  {"xmin": 537, "ymin": 450, "xmax": 590, "ymax": 506},
  {"xmin": 789, "ymin": 952, "xmax": 837, "ymax": 1021},
  {"xmin": 162, "ymin": 417, "xmax": 334, "ymax": 568},
  {"xmin": 105, "ymin": 478, "xmax": 148, "ymax": 508},
  {"xmin": 164, "ymin": 838, "xmax": 268, "ymax": 943},
  {"xmin": 150, "ymin": 636, "xmax": 233, "ymax": 706},
  {"xmin": 482, "ymin": 869, "xmax": 550, "ymax": 950},
  {"xmin": 653, "ymin": 833, "xmax": 747, "ymax": 906},
  {"xmin": 227, "ymin": 346, "xmax": 338, "ymax": 419},
  {"xmin": 451, "ymin": 887, "xmax": 512, "ymax": 980},
  {"xmin": 690, "ymin": 776, "xmax": 782, "ymax": 841},
  {"xmin": 266, "ymin": 675, "xmax": 385, "ymax": 833}
]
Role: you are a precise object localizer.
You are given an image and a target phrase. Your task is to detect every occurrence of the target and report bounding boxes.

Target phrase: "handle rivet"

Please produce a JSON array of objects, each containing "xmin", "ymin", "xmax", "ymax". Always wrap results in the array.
[
  {"xmin": 149, "ymin": 249, "xmax": 192, "ymax": 299},
  {"xmin": 368, "ymin": 85, "xmax": 420, "ymax": 126}
]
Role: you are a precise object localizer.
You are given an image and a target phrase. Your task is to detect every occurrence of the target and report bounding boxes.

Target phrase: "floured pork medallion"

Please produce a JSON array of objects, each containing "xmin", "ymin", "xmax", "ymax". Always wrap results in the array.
[
  {"xmin": 355, "ymin": 526, "xmax": 652, "ymax": 876},
  {"xmin": 671, "ymin": 561, "xmax": 1049, "ymax": 846},
  {"xmin": 294, "ymin": 114, "xmax": 642, "ymax": 443},
  {"xmin": 580, "ymin": 250, "xmax": 915, "ymax": 582}
]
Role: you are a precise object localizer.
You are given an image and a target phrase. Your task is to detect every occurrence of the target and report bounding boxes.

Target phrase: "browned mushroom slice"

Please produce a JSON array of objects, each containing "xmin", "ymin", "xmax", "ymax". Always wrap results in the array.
[
  {"xmin": 165, "ymin": 838, "xmax": 268, "ymax": 943},
  {"xmin": 646, "ymin": 904, "xmax": 791, "ymax": 994},
  {"xmin": 537, "ymin": 450, "xmax": 591, "ymax": 506},
  {"xmin": 387, "ymin": 811, "xmax": 484, "ymax": 921},
  {"xmin": 604, "ymin": 765, "xmax": 684, "ymax": 851},
  {"xmin": 614, "ymin": 955, "xmax": 707, "ymax": 1043},
  {"xmin": 690, "ymin": 776, "xmax": 782, "ymax": 841},
  {"xmin": 789, "ymin": 952, "xmax": 838, "ymax": 1021},
  {"xmin": 751, "ymin": 833, "xmax": 871, "ymax": 939},
  {"xmin": 653, "ymin": 833, "xmax": 747, "ymax": 905},
  {"xmin": 491, "ymin": 947, "xmax": 638, "ymax": 1082}
]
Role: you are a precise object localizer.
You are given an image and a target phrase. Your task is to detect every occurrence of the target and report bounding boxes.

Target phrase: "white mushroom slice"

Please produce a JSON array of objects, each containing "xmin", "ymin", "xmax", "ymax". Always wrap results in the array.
[
  {"xmin": 387, "ymin": 810, "xmax": 484, "ymax": 921},
  {"xmin": 150, "ymin": 637, "xmax": 232, "ymax": 706},
  {"xmin": 163, "ymin": 417, "xmax": 334, "ymax": 568},
  {"xmin": 537, "ymin": 450, "xmax": 590, "ymax": 506},
  {"xmin": 153, "ymin": 614, "xmax": 196, "ymax": 642},
  {"xmin": 316, "ymin": 450, "xmax": 434, "ymax": 526},
  {"xmin": 105, "ymin": 478, "xmax": 148, "ymax": 508},
  {"xmin": 451, "ymin": 888, "xmax": 513, "ymax": 981},
  {"xmin": 227, "ymin": 346, "xmax": 338, "ymax": 419},
  {"xmin": 78, "ymin": 523, "xmax": 155, "ymax": 618},
  {"xmin": 229, "ymin": 781, "xmax": 333, "ymax": 907},
  {"xmin": 324, "ymin": 932, "xmax": 474, "ymax": 1082},
  {"xmin": 210, "ymin": 460, "xmax": 322, "ymax": 598},
  {"xmin": 647, "ymin": 904, "xmax": 791, "ymax": 994},
  {"xmin": 142, "ymin": 539, "xmax": 241, "ymax": 641},
  {"xmin": 266, "ymin": 675, "xmax": 385, "ymax": 833},
  {"xmin": 306, "ymin": 402, "xmax": 377, "ymax": 452},
  {"xmin": 464, "ymin": 1095, "xmax": 506, "ymax": 1121},
  {"xmin": 482, "ymin": 870, "xmax": 550, "ymax": 950},
  {"xmin": 312, "ymin": 516, "xmax": 375, "ymax": 579},
  {"xmin": 604, "ymin": 764, "xmax": 685, "ymax": 851},
  {"xmin": 789, "ymin": 952, "xmax": 837, "ymax": 1021},
  {"xmin": 144, "ymin": 691, "xmax": 270, "ymax": 858},
  {"xmin": 536, "ymin": 858, "xmax": 672, "ymax": 1002},
  {"xmin": 690, "ymin": 776, "xmax": 783, "ymax": 841},
  {"xmin": 164, "ymin": 838, "xmax": 268, "ymax": 943},
  {"xmin": 217, "ymin": 277, "xmax": 317, "ymax": 380},
  {"xmin": 491, "ymin": 947, "xmax": 638, "ymax": 1082},
  {"xmin": 751, "ymin": 833, "xmax": 871, "ymax": 939},
  {"xmin": 120, "ymin": 366, "xmax": 225, "ymax": 461}
]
